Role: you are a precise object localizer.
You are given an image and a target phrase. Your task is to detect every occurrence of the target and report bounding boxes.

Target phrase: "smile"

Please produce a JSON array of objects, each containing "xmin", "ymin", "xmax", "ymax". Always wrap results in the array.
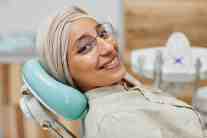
[{"xmin": 103, "ymin": 56, "xmax": 121, "ymax": 70}]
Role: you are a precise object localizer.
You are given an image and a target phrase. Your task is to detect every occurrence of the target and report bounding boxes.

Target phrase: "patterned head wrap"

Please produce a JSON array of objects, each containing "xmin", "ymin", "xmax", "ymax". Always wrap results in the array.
[{"xmin": 36, "ymin": 6, "xmax": 95, "ymax": 86}]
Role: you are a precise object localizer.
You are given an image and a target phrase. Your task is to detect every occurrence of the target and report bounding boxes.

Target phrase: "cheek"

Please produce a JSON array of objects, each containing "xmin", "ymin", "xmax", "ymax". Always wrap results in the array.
[{"xmin": 70, "ymin": 54, "xmax": 98, "ymax": 78}]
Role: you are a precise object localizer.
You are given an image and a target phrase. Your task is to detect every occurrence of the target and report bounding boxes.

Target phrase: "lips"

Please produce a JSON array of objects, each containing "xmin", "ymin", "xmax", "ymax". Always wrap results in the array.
[{"xmin": 99, "ymin": 56, "xmax": 120, "ymax": 70}]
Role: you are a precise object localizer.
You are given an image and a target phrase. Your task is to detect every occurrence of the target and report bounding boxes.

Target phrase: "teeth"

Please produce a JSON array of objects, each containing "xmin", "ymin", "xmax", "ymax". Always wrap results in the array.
[{"xmin": 104, "ymin": 57, "xmax": 118, "ymax": 69}]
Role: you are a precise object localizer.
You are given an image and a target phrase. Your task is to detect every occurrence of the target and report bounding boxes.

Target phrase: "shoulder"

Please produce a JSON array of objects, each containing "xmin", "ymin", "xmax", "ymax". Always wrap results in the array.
[{"xmin": 129, "ymin": 84, "xmax": 192, "ymax": 108}]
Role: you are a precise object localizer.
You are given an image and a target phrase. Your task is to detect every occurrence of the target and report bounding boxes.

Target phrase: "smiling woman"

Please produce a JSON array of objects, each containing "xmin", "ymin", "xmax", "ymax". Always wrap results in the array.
[
  {"xmin": 37, "ymin": 6, "xmax": 206, "ymax": 138},
  {"xmin": 68, "ymin": 19, "xmax": 126, "ymax": 91},
  {"xmin": 37, "ymin": 6, "xmax": 126, "ymax": 91}
]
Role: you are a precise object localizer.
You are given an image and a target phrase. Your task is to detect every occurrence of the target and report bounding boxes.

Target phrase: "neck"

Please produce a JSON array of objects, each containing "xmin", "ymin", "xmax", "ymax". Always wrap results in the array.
[{"xmin": 78, "ymin": 79, "xmax": 124, "ymax": 92}]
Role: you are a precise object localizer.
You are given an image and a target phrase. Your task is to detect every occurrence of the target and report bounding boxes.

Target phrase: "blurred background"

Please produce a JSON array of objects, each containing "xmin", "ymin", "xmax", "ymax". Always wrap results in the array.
[{"xmin": 0, "ymin": 0, "xmax": 207, "ymax": 137}]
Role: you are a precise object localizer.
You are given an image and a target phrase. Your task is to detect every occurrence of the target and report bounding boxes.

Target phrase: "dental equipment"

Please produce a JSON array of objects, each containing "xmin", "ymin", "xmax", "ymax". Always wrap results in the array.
[{"xmin": 131, "ymin": 32, "xmax": 207, "ymax": 97}]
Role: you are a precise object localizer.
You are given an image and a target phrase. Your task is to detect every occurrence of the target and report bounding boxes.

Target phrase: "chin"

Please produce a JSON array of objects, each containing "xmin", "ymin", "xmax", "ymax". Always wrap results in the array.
[
  {"xmin": 109, "ymin": 67, "xmax": 126, "ymax": 84},
  {"xmin": 95, "ymin": 65, "xmax": 126, "ymax": 87}
]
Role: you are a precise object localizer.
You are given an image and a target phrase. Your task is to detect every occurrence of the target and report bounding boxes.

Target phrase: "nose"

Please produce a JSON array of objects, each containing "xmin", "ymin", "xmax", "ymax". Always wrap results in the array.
[{"xmin": 97, "ymin": 38, "xmax": 116, "ymax": 57}]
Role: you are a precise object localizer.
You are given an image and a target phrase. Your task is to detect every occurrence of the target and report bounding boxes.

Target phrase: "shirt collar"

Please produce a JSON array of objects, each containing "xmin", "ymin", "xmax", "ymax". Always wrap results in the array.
[
  {"xmin": 85, "ymin": 84, "xmax": 126, "ymax": 101},
  {"xmin": 85, "ymin": 72, "xmax": 142, "ymax": 101}
]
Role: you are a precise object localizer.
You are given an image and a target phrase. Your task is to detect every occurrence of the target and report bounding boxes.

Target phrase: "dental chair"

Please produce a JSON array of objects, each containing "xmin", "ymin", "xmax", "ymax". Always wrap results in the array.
[
  {"xmin": 192, "ymin": 87, "xmax": 207, "ymax": 128},
  {"xmin": 20, "ymin": 58, "xmax": 89, "ymax": 138}
]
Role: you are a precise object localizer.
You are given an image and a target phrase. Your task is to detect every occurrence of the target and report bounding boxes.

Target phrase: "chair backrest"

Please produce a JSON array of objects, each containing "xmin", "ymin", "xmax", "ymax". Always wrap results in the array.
[
  {"xmin": 22, "ymin": 58, "xmax": 88, "ymax": 120},
  {"xmin": 192, "ymin": 87, "xmax": 207, "ymax": 112}
]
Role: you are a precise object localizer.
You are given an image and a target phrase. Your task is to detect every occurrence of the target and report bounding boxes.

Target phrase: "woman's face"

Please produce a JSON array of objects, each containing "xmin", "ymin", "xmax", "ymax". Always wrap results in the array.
[{"xmin": 68, "ymin": 18, "xmax": 126, "ymax": 91}]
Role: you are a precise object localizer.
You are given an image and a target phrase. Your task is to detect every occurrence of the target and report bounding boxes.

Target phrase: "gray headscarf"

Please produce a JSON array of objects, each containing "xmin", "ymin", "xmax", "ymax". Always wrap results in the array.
[{"xmin": 36, "ymin": 6, "xmax": 95, "ymax": 86}]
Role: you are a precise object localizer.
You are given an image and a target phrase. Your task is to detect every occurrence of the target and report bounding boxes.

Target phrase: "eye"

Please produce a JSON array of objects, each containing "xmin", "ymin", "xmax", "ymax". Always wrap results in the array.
[
  {"xmin": 77, "ymin": 39, "xmax": 96, "ymax": 54},
  {"xmin": 96, "ymin": 23, "xmax": 115, "ymax": 40},
  {"xmin": 96, "ymin": 24, "xmax": 111, "ymax": 40},
  {"xmin": 98, "ymin": 30, "xmax": 109, "ymax": 39},
  {"xmin": 78, "ymin": 44, "xmax": 92, "ymax": 54},
  {"xmin": 76, "ymin": 35, "xmax": 97, "ymax": 54}
]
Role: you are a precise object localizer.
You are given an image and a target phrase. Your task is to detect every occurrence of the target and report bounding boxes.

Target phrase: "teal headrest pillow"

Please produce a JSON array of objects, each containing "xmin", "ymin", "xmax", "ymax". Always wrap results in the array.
[{"xmin": 22, "ymin": 58, "xmax": 88, "ymax": 120}]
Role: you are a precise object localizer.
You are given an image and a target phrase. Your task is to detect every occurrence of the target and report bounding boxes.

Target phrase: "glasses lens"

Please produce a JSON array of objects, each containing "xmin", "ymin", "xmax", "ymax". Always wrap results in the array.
[{"xmin": 96, "ymin": 23, "xmax": 116, "ymax": 39}]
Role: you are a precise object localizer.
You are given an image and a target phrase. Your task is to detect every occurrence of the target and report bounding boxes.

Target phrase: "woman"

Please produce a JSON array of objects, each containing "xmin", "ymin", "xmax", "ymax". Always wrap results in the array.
[{"xmin": 37, "ymin": 6, "xmax": 205, "ymax": 138}]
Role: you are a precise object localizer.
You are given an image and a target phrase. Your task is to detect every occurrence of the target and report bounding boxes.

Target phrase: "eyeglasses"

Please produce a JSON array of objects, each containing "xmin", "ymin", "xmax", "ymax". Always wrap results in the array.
[
  {"xmin": 76, "ymin": 22, "xmax": 117, "ymax": 55},
  {"xmin": 96, "ymin": 22, "xmax": 116, "ymax": 39}
]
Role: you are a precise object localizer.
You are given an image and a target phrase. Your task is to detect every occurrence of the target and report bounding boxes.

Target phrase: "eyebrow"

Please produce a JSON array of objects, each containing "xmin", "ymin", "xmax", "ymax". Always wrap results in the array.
[
  {"xmin": 74, "ymin": 33, "xmax": 95, "ymax": 48},
  {"xmin": 77, "ymin": 34, "xmax": 92, "ymax": 43}
]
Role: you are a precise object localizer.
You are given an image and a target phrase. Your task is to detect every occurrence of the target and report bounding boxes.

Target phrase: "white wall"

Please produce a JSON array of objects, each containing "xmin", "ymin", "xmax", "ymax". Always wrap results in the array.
[{"xmin": 0, "ymin": 0, "xmax": 124, "ymax": 49}]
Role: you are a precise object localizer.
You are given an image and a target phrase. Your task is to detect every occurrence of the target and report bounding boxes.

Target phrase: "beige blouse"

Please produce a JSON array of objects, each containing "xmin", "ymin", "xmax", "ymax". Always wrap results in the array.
[{"xmin": 83, "ymin": 74, "xmax": 206, "ymax": 138}]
